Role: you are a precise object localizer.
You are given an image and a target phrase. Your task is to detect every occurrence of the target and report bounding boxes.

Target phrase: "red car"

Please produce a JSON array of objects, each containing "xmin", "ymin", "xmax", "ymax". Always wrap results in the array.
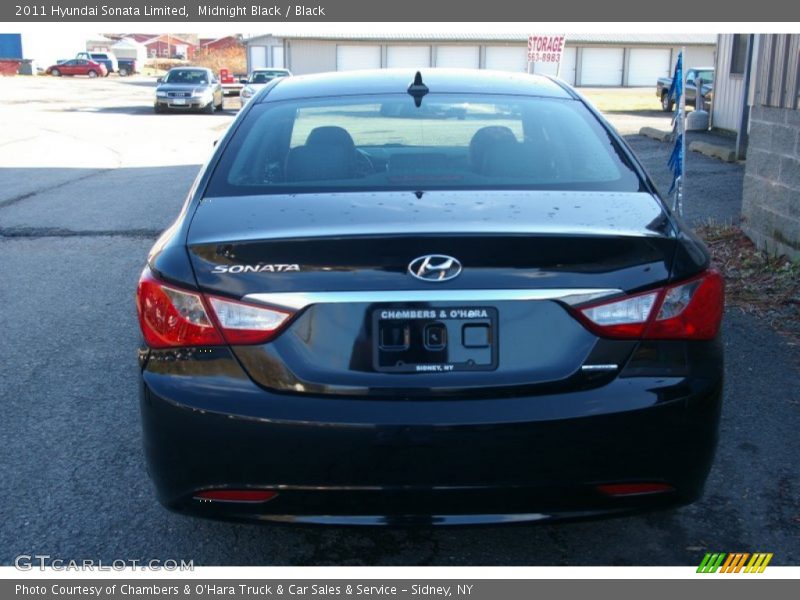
[{"xmin": 46, "ymin": 58, "xmax": 108, "ymax": 78}]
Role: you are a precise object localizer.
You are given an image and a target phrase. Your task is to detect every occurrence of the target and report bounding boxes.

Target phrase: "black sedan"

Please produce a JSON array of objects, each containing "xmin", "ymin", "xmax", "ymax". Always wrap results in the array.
[
  {"xmin": 154, "ymin": 67, "xmax": 224, "ymax": 114},
  {"xmin": 137, "ymin": 69, "xmax": 724, "ymax": 525}
]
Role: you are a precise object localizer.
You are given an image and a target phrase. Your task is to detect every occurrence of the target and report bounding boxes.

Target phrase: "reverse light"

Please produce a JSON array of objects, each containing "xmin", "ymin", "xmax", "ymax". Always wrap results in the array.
[
  {"xmin": 207, "ymin": 296, "xmax": 292, "ymax": 345},
  {"xmin": 136, "ymin": 268, "xmax": 294, "ymax": 348},
  {"xmin": 576, "ymin": 270, "xmax": 724, "ymax": 340}
]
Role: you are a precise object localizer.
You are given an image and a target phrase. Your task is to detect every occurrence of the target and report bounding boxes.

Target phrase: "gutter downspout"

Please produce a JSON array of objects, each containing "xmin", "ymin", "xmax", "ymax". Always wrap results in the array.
[{"xmin": 735, "ymin": 34, "xmax": 755, "ymax": 161}]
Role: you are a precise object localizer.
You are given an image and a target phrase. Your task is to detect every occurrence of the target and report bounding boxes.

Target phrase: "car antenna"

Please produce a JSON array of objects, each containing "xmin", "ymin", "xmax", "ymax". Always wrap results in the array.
[{"xmin": 407, "ymin": 71, "xmax": 428, "ymax": 107}]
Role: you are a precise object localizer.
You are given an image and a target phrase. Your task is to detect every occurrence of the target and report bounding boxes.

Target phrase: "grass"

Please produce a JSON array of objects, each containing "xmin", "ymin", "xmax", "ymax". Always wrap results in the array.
[
  {"xmin": 578, "ymin": 87, "xmax": 661, "ymax": 113},
  {"xmin": 141, "ymin": 66, "xmax": 168, "ymax": 77}
]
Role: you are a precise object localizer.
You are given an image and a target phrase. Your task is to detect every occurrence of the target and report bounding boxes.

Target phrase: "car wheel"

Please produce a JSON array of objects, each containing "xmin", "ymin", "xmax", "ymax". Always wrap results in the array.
[
  {"xmin": 154, "ymin": 104, "xmax": 164, "ymax": 114},
  {"xmin": 51, "ymin": 68, "xmax": 61, "ymax": 77},
  {"xmin": 88, "ymin": 70, "xmax": 98, "ymax": 78},
  {"xmin": 661, "ymin": 91, "xmax": 674, "ymax": 112},
  {"xmin": 215, "ymin": 100, "xmax": 224, "ymax": 112},
  {"xmin": 119, "ymin": 67, "xmax": 128, "ymax": 77},
  {"xmin": 203, "ymin": 102, "xmax": 214, "ymax": 115}
]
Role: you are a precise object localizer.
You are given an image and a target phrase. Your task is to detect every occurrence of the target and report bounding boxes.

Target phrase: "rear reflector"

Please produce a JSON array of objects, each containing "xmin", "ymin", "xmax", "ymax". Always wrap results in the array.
[
  {"xmin": 136, "ymin": 268, "xmax": 294, "ymax": 348},
  {"xmin": 597, "ymin": 483, "xmax": 674, "ymax": 497},
  {"xmin": 575, "ymin": 270, "xmax": 724, "ymax": 340},
  {"xmin": 194, "ymin": 490, "xmax": 278, "ymax": 503}
]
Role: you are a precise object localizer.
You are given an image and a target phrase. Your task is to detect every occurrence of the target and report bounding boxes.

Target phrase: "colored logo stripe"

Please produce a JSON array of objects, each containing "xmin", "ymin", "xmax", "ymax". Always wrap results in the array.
[
  {"xmin": 697, "ymin": 553, "xmax": 773, "ymax": 573},
  {"xmin": 697, "ymin": 553, "xmax": 726, "ymax": 573},
  {"xmin": 745, "ymin": 553, "xmax": 773, "ymax": 573}
]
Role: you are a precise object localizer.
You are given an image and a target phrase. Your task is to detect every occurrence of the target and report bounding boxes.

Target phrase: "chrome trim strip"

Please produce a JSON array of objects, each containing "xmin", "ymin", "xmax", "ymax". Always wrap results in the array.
[
  {"xmin": 243, "ymin": 288, "xmax": 622, "ymax": 311},
  {"xmin": 581, "ymin": 364, "xmax": 619, "ymax": 372}
]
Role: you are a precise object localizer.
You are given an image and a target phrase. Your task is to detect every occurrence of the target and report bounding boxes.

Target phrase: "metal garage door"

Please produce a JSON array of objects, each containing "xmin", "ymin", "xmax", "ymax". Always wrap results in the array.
[
  {"xmin": 484, "ymin": 46, "xmax": 527, "ymax": 72},
  {"xmin": 435, "ymin": 45, "xmax": 480, "ymax": 69},
  {"xmin": 336, "ymin": 45, "xmax": 381, "ymax": 71},
  {"xmin": 628, "ymin": 48, "xmax": 670, "ymax": 86},
  {"xmin": 530, "ymin": 46, "xmax": 577, "ymax": 85},
  {"xmin": 386, "ymin": 45, "xmax": 431, "ymax": 68},
  {"xmin": 271, "ymin": 46, "xmax": 285, "ymax": 68},
  {"xmin": 248, "ymin": 46, "xmax": 267, "ymax": 70},
  {"xmin": 580, "ymin": 47, "xmax": 624, "ymax": 86}
]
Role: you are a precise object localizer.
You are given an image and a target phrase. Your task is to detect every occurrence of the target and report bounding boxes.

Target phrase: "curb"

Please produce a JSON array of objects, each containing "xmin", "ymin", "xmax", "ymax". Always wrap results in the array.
[
  {"xmin": 688, "ymin": 141, "xmax": 738, "ymax": 163},
  {"xmin": 639, "ymin": 127, "xmax": 672, "ymax": 142}
]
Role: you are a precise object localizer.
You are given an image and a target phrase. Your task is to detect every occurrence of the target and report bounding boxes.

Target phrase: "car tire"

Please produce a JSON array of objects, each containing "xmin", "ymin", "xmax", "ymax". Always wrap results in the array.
[
  {"xmin": 119, "ymin": 67, "xmax": 128, "ymax": 77},
  {"xmin": 154, "ymin": 104, "xmax": 164, "ymax": 114},
  {"xmin": 203, "ymin": 102, "xmax": 214, "ymax": 115},
  {"xmin": 88, "ymin": 70, "xmax": 98, "ymax": 78},
  {"xmin": 661, "ymin": 91, "xmax": 674, "ymax": 112},
  {"xmin": 51, "ymin": 68, "xmax": 61, "ymax": 77},
  {"xmin": 215, "ymin": 100, "xmax": 224, "ymax": 112}
]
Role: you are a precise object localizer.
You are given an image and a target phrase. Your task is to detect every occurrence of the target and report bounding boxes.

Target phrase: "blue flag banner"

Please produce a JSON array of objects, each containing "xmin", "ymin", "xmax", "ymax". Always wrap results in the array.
[
  {"xmin": 668, "ymin": 133, "xmax": 683, "ymax": 194},
  {"xmin": 667, "ymin": 50, "xmax": 685, "ymax": 212},
  {"xmin": 668, "ymin": 52, "xmax": 683, "ymax": 107}
]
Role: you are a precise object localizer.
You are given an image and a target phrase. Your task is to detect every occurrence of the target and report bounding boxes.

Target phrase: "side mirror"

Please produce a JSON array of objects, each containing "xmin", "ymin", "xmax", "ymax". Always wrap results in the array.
[
  {"xmin": 156, "ymin": 77, "xmax": 163, "ymax": 83},
  {"xmin": 240, "ymin": 78, "xmax": 248, "ymax": 84}
]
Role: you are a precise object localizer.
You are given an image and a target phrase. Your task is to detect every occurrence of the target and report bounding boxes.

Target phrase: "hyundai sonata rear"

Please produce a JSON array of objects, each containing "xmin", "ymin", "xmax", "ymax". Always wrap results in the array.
[{"xmin": 137, "ymin": 70, "xmax": 723, "ymax": 525}]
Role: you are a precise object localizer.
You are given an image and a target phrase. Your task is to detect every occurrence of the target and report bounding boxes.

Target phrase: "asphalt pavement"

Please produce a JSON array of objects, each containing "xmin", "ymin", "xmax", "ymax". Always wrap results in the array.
[{"xmin": 0, "ymin": 76, "xmax": 797, "ymax": 566}]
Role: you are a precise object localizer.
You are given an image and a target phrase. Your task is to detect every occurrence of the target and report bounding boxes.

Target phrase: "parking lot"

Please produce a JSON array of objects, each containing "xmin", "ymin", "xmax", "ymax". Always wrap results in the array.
[{"xmin": 0, "ymin": 75, "xmax": 798, "ymax": 566}]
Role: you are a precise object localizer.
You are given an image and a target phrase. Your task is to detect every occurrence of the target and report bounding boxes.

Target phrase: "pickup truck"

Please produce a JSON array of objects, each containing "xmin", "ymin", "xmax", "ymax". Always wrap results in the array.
[
  {"xmin": 116, "ymin": 59, "xmax": 137, "ymax": 76},
  {"xmin": 656, "ymin": 67, "xmax": 714, "ymax": 112}
]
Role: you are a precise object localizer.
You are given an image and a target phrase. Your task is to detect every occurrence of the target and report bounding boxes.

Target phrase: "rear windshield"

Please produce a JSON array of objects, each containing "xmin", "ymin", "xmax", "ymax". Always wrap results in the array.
[
  {"xmin": 206, "ymin": 93, "xmax": 643, "ymax": 196},
  {"xmin": 695, "ymin": 70, "xmax": 714, "ymax": 83}
]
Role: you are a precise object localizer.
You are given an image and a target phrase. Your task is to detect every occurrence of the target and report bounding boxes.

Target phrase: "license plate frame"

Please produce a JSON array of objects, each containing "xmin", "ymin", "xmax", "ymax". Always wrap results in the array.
[
  {"xmin": 372, "ymin": 306, "xmax": 498, "ymax": 374},
  {"xmin": 171, "ymin": 98, "xmax": 187, "ymax": 106}
]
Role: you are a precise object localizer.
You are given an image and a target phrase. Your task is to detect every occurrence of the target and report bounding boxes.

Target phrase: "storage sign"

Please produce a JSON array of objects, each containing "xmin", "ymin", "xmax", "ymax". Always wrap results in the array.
[{"xmin": 527, "ymin": 35, "xmax": 566, "ymax": 64}]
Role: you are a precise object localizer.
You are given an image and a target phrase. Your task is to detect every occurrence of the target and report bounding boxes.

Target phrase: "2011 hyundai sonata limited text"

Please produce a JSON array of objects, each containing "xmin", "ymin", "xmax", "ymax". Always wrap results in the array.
[{"xmin": 136, "ymin": 69, "xmax": 724, "ymax": 525}]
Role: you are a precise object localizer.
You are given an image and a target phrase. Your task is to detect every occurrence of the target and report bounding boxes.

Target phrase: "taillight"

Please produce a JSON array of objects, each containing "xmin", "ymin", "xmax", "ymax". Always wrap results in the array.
[
  {"xmin": 575, "ymin": 270, "xmax": 724, "ymax": 340},
  {"xmin": 136, "ymin": 268, "xmax": 293, "ymax": 348},
  {"xmin": 137, "ymin": 269, "xmax": 224, "ymax": 348},
  {"xmin": 207, "ymin": 295, "xmax": 292, "ymax": 345}
]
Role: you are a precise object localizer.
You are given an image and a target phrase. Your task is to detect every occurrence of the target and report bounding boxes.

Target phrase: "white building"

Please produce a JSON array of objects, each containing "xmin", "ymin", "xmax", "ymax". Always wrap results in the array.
[
  {"xmin": 110, "ymin": 37, "xmax": 148, "ymax": 66},
  {"xmin": 245, "ymin": 33, "xmax": 716, "ymax": 87}
]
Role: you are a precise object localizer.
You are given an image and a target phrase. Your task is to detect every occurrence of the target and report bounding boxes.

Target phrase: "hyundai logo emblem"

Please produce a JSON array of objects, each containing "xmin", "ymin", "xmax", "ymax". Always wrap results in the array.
[{"xmin": 408, "ymin": 254, "xmax": 462, "ymax": 282}]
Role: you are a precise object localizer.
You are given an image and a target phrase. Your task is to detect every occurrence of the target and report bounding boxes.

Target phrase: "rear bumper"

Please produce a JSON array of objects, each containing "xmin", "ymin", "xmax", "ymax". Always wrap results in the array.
[{"xmin": 140, "ymin": 346, "xmax": 722, "ymax": 525}]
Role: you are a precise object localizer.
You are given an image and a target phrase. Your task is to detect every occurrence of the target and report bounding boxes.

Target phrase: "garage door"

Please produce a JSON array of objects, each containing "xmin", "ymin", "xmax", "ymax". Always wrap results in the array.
[
  {"xmin": 580, "ymin": 47, "xmax": 624, "ymax": 86},
  {"xmin": 386, "ymin": 45, "xmax": 430, "ymax": 69},
  {"xmin": 336, "ymin": 45, "xmax": 381, "ymax": 71},
  {"xmin": 484, "ymin": 46, "xmax": 527, "ymax": 72},
  {"xmin": 271, "ymin": 46, "xmax": 285, "ymax": 68},
  {"xmin": 530, "ymin": 46, "xmax": 577, "ymax": 85},
  {"xmin": 435, "ymin": 45, "xmax": 480, "ymax": 69},
  {"xmin": 248, "ymin": 46, "xmax": 267, "ymax": 70},
  {"xmin": 627, "ymin": 48, "xmax": 670, "ymax": 86}
]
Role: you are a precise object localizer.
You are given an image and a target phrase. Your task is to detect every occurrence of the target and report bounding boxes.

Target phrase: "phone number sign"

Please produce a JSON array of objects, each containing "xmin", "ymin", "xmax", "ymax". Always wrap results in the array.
[{"xmin": 527, "ymin": 35, "xmax": 566, "ymax": 63}]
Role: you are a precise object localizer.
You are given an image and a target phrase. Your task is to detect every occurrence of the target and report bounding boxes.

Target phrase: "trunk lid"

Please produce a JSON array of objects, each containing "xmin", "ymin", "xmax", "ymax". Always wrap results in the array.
[{"xmin": 187, "ymin": 190, "xmax": 676, "ymax": 396}]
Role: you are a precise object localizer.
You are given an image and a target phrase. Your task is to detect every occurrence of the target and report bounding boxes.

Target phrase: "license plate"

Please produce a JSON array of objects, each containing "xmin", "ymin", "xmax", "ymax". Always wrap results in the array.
[
  {"xmin": 372, "ymin": 306, "xmax": 497, "ymax": 373},
  {"xmin": 171, "ymin": 98, "xmax": 187, "ymax": 106}
]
